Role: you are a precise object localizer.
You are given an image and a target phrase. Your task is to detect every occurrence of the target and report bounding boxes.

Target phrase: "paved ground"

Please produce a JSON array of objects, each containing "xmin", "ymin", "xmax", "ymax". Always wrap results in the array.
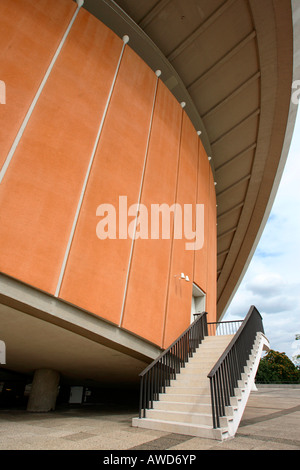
[{"xmin": 0, "ymin": 386, "xmax": 299, "ymax": 451}]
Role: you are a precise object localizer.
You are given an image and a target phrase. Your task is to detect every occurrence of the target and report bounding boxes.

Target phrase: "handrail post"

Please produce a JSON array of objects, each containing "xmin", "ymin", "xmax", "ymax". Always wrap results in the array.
[
  {"xmin": 209, "ymin": 377, "xmax": 216, "ymax": 429},
  {"xmin": 139, "ymin": 375, "xmax": 143, "ymax": 418}
]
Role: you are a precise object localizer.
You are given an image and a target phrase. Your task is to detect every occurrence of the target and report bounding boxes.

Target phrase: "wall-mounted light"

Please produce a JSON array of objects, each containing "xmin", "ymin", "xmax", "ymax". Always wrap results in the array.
[{"xmin": 174, "ymin": 273, "xmax": 190, "ymax": 282}]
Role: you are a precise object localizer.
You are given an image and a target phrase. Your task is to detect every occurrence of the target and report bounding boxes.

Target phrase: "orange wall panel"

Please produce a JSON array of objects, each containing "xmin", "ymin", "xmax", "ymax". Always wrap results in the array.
[
  {"xmin": 59, "ymin": 47, "xmax": 157, "ymax": 325},
  {"xmin": 193, "ymin": 140, "xmax": 210, "ymax": 293},
  {"xmin": 121, "ymin": 81, "xmax": 182, "ymax": 346},
  {"xmin": 0, "ymin": 10, "xmax": 123, "ymax": 293},
  {"xmin": 163, "ymin": 113, "xmax": 199, "ymax": 348},
  {"xmin": 0, "ymin": 0, "xmax": 76, "ymax": 170},
  {"xmin": 0, "ymin": 3, "xmax": 218, "ymax": 344}
]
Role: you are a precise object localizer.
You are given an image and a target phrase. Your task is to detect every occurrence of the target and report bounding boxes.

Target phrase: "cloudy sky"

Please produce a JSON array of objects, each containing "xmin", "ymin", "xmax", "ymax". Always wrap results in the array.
[{"xmin": 223, "ymin": 108, "xmax": 300, "ymax": 362}]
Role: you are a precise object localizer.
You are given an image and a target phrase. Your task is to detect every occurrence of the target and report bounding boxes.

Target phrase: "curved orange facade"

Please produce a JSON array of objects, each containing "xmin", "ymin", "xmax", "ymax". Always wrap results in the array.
[{"xmin": 0, "ymin": 0, "xmax": 217, "ymax": 348}]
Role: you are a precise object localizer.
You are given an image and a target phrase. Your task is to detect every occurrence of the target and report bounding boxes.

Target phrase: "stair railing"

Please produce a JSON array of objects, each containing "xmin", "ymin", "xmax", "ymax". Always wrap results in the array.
[
  {"xmin": 138, "ymin": 312, "xmax": 208, "ymax": 418},
  {"xmin": 206, "ymin": 320, "xmax": 243, "ymax": 336},
  {"xmin": 207, "ymin": 305, "xmax": 265, "ymax": 428}
]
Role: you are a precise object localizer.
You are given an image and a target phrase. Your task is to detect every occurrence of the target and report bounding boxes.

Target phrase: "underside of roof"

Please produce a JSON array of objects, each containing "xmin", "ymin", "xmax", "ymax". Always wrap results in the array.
[{"xmin": 83, "ymin": 0, "xmax": 299, "ymax": 320}]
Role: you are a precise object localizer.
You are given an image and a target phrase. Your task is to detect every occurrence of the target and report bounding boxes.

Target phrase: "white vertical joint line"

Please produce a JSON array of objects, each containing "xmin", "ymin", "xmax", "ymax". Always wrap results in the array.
[
  {"xmin": 0, "ymin": 1, "xmax": 84, "ymax": 184},
  {"xmin": 54, "ymin": 35, "xmax": 129, "ymax": 298},
  {"xmin": 119, "ymin": 70, "xmax": 161, "ymax": 328},
  {"xmin": 161, "ymin": 108, "xmax": 184, "ymax": 345},
  {"xmin": 192, "ymin": 133, "xmax": 201, "ymax": 277}
]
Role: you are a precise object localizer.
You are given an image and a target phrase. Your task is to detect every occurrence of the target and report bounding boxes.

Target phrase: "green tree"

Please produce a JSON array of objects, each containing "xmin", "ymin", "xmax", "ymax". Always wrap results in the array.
[{"xmin": 255, "ymin": 349, "xmax": 300, "ymax": 384}]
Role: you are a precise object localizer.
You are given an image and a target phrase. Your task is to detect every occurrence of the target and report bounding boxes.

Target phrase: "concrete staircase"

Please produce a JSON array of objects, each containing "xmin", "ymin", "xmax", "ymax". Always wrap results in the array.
[{"xmin": 132, "ymin": 332, "xmax": 269, "ymax": 441}]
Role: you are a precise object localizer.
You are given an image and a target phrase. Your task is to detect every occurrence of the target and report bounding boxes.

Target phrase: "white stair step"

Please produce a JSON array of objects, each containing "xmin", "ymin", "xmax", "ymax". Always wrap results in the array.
[
  {"xmin": 230, "ymin": 396, "xmax": 242, "ymax": 407},
  {"xmin": 170, "ymin": 378, "xmax": 209, "ymax": 387},
  {"xmin": 154, "ymin": 399, "xmax": 237, "ymax": 418},
  {"xmin": 166, "ymin": 385, "xmax": 210, "ymax": 395},
  {"xmin": 132, "ymin": 417, "xmax": 228, "ymax": 441},
  {"xmin": 159, "ymin": 393, "xmax": 211, "ymax": 404},
  {"xmin": 196, "ymin": 338, "xmax": 233, "ymax": 347},
  {"xmin": 146, "ymin": 408, "xmax": 214, "ymax": 426},
  {"xmin": 204, "ymin": 335, "xmax": 234, "ymax": 340},
  {"xmin": 159, "ymin": 393, "xmax": 212, "ymax": 404},
  {"xmin": 189, "ymin": 353, "xmax": 226, "ymax": 362},
  {"xmin": 171, "ymin": 373, "xmax": 209, "ymax": 380},
  {"xmin": 171, "ymin": 376, "xmax": 209, "ymax": 393},
  {"xmin": 146, "ymin": 408, "xmax": 232, "ymax": 428},
  {"xmin": 183, "ymin": 365, "xmax": 215, "ymax": 373},
  {"xmin": 195, "ymin": 344, "xmax": 230, "ymax": 351},
  {"xmin": 195, "ymin": 346, "xmax": 231, "ymax": 354},
  {"xmin": 183, "ymin": 362, "xmax": 216, "ymax": 370},
  {"xmin": 153, "ymin": 400, "xmax": 212, "ymax": 414}
]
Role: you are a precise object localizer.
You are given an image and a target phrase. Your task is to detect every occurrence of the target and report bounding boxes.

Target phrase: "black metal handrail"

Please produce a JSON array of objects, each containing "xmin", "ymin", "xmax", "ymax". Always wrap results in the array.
[
  {"xmin": 207, "ymin": 305, "xmax": 265, "ymax": 428},
  {"xmin": 193, "ymin": 314, "xmax": 243, "ymax": 336},
  {"xmin": 138, "ymin": 312, "xmax": 208, "ymax": 418},
  {"xmin": 207, "ymin": 320, "xmax": 243, "ymax": 336}
]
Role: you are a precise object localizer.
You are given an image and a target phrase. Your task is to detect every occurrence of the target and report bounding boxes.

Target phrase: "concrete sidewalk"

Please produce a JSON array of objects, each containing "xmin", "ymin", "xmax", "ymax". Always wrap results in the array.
[{"xmin": 0, "ymin": 386, "xmax": 299, "ymax": 450}]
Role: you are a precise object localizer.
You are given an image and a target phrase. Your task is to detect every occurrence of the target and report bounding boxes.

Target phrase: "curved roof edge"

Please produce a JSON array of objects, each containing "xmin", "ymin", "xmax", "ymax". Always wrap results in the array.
[{"xmin": 218, "ymin": 0, "xmax": 300, "ymax": 318}]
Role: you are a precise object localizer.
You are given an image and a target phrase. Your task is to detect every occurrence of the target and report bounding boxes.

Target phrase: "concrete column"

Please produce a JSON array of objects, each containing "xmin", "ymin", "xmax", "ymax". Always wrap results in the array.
[{"xmin": 27, "ymin": 369, "xmax": 60, "ymax": 412}]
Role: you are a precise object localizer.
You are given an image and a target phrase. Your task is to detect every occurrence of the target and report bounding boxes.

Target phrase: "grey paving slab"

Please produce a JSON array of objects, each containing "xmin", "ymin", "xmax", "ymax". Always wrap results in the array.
[{"xmin": 0, "ymin": 386, "xmax": 299, "ymax": 450}]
